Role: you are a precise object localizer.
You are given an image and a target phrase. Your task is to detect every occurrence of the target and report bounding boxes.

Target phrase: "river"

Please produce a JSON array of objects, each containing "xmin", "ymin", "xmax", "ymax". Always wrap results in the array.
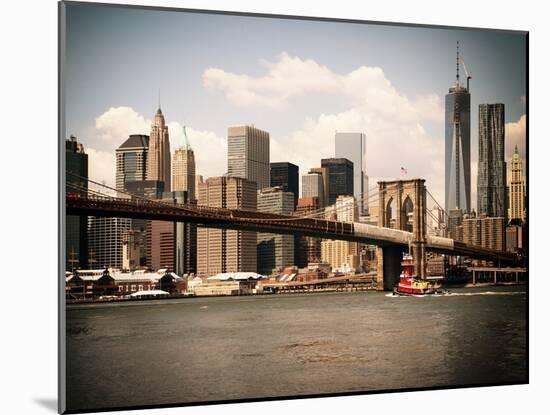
[{"xmin": 66, "ymin": 285, "xmax": 527, "ymax": 411}]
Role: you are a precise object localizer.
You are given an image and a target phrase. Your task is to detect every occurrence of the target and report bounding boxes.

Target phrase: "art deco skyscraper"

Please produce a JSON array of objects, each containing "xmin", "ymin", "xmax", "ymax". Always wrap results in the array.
[
  {"xmin": 509, "ymin": 145, "xmax": 525, "ymax": 222},
  {"xmin": 172, "ymin": 125, "xmax": 196, "ymax": 201},
  {"xmin": 227, "ymin": 125, "xmax": 270, "ymax": 190},
  {"xmin": 445, "ymin": 41, "xmax": 471, "ymax": 214},
  {"xmin": 147, "ymin": 107, "xmax": 171, "ymax": 191},
  {"xmin": 477, "ymin": 103, "xmax": 506, "ymax": 218}
]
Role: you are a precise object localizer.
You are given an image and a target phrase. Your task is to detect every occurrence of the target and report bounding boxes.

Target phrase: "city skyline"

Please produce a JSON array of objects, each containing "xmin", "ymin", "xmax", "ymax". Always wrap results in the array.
[{"xmin": 64, "ymin": 4, "xmax": 527, "ymax": 206}]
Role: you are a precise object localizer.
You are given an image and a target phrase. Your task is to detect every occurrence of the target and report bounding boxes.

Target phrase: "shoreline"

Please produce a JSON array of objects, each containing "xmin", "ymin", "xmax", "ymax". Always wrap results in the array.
[{"xmin": 65, "ymin": 282, "xmax": 527, "ymax": 305}]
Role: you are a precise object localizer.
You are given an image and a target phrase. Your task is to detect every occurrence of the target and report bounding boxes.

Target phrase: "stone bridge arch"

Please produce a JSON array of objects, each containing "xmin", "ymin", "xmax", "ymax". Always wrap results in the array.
[{"xmin": 377, "ymin": 179, "xmax": 427, "ymax": 289}]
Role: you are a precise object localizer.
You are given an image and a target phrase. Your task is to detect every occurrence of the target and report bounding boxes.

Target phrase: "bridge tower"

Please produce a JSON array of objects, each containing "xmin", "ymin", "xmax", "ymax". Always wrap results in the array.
[{"xmin": 376, "ymin": 179, "xmax": 427, "ymax": 290}]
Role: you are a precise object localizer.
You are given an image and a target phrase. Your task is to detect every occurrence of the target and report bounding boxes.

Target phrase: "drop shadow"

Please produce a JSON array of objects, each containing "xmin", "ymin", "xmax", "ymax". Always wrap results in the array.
[{"xmin": 34, "ymin": 398, "xmax": 57, "ymax": 413}]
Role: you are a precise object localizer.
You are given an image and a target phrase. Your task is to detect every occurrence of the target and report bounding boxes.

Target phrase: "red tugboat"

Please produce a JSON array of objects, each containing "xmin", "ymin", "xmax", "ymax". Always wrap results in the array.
[{"xmin": 393, "ymin": 253, "xmax": 445, "ymax": 296}]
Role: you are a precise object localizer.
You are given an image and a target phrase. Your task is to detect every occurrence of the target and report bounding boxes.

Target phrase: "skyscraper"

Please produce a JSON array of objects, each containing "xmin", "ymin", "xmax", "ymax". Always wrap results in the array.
[
  {"xmin": 197, "ymin": 177, "xmax": 257, "ymax": 275},
  {"xmin": 321, "ymin": 158, "xmax": 354, "ymax": 205},
  {"xmin": 321, "ymin": 195, "xmax": 360, "ymax": 272},
  {"xmin": 302, "ymin": 173, "xmax": 324, "ymax": 202},
  {"xmin": 172, "ymin": 125, "xmax": 196, "ymax": 201},
  {"xmin": 477, "ymin": 103, "xmax": 506, "ymax": 218},
  {"xmin": 270, "ymin": 162, "xmax": 299, "ymax": 207},
  {"xmin": 227, "ymin": 125, "xmax": 270, "ymax": 190},
  {"xmin": 509, "ymin": 145, "xmax": 525, "ymax": 222},
  {"xmin": 115, "ymin": 134, "xmax": 149, "ymax": 193},
  {"xmin": 335, "ymin": 132, "xmax": 368, "ymax": 214},
  {"xmin": 308, "ymin": 167, "xmax": 329, "ymax": 207},
  {"xmin": 257, "ymin": 187, "xmax": 295, "ymax": 275},
  {"xmin": 147, "ymin": 107, "xmax": 171, "ymax": 191},
  {"xmin": 445, "ymin": 41, "xmax": 471, "ymax": 214},
  {"xmin": 88, "ymin": 216, "xmax": 132, "ymax": 269},
  {"xmin": 171, "ymin": 127, "xmax": 197, "ymax": 275},
  {"xmin": 66, "ymin": 135, "xmax": 88, "ymax": 271}
]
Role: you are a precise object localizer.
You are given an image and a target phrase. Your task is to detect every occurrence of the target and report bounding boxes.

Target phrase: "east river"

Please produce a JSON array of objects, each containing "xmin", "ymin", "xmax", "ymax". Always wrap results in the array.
[{"xmin": 66, "ymin": 286, "xmax": 527, "ymax": 411}]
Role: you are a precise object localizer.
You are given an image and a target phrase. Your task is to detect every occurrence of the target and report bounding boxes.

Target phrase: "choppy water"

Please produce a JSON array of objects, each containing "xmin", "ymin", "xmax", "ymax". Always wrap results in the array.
[{"xmin": 66, "ymin": 286, "xmax": 527, "ymax": 411}]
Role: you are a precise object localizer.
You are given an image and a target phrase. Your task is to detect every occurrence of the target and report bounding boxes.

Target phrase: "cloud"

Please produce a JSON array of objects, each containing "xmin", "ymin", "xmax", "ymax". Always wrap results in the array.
[
  {"xmin": 204, "ymin": 52, "xmax": 447, "ymax": 205},
  {"xmin": 95, "ymin": 106, "xmax": 149, "ymax": 144},
  {"xmin": 203, "ymin": 52, "xmax": 444, "ymax": 123},
  {"xmin": 86, "ymin": 147, "xmax": 116, "ymax": 189},
  {"xmin": 84, "ymin": 107, "xmax": 226, "ymax": 189},
  {"xmin": 505, "ymin": 114, "xmax": 526, "ymax": 160}
]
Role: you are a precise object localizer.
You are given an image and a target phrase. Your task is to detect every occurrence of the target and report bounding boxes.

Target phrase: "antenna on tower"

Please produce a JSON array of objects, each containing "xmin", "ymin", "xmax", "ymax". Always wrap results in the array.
[
  {"xmin": 158, "ymin": 89, "xmax": 161, "ymax": 110},
  {"xmin": 456, "ymin": 41, "xmax": 460, "ymax": 86}
]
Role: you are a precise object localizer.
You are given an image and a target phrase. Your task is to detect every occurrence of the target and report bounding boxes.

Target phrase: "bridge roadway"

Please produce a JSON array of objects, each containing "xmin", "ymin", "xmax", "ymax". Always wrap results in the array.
[{"xmin": 66, "ymin": 195, "xmax": 518, "ymax": 263}]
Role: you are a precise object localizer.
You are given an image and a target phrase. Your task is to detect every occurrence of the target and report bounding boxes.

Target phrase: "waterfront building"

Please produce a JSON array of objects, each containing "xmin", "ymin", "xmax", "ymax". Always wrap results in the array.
[
  {"xmin": 321, "ymin": 158, "xmax": 354, "ymax": 206},
  {"xmin": 172, "ymin": 125, "xmax": 196, "ymax": 201},
  {"xmin": 509, "ymin": 145, "xmax": 526, "ymax": 222},
  {"xmin": 295, "ymin": 197, "xmax": 322, "ymax": 267},
  {"xmin": 227, "ymin": 125, "xmax": 270, "ymax": 190},
  {"xmin": 445, "ymin": 41, "xmax": 471, "ymax": 214},
  {"xmin": 461, "ymin": 214, "xmax": 506, "ymax": 251},
  {"xmin": 321, "ymin": 239, "xmax": 360, "ymax": 272},
  {"xmin": 197, "ymin": 176, "xmax": 257, "ymax": 275},
  {"xmin": 477, "ymin": 103, "xmax": 506, "ymax": 218},
  {"xmin": 88, "ymin": 216, "xmax": 132, "ymax": 269},
  {"xmin": 147, "ymin": 107, "xmax": 171, "ymax": 191},
  {"xmin": 115, "ymin": 134, "xmax": 149, "ymax": 193},
  {"xmin": 480, "ymin": 216, "xmax": 506, "ymax": 251},
  {"xmin": 270, "ymin": 162, "xmax": 299, "ymax": 207},
  {"xmin": 335, "ymin": 132, "xmax": 368, "ymax": 214},
  {"xmin": 66, "ymin": 135, "xmax": 88, "ymax": 270},
  {"xmin": 321, "ymin": 195, "xmax": 361, "ymax": 272},
  {"xmin": 257, "ymin": 187, "xmax": 295, "ymax": 275},
  {"xmin": 308, "ymin": 167, "xmax": 329, "ymax": 207}
]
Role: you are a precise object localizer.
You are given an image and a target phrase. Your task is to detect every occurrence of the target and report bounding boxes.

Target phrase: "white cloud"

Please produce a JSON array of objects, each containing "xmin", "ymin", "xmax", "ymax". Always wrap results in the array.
[
  {"xmin": 505, "ymin": 114, "xmax": 526, "ymax": 160},
  {"xmin": 84, "ymin": 107, "xmax": 226, "ymax": 189},
  {"xmin": 95, "ymin": 106, "xmax": 149, "ymax": 144},
  {"xmin": 86, "ymin": 148, "xmax": 116, "ymax": 189},
  {"xmin": 205, "ymin": 53, "xmax": 445, "ymax": 204},
  {"xmin": 203, "ymin": 52, "xmax": 444, "ymax": 123}
]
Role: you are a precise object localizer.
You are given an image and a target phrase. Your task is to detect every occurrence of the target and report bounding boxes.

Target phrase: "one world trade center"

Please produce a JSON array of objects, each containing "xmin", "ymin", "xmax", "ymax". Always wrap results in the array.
[{"xmin": 445, "ymin": 41, "xmax": 471, "ymax": 215}]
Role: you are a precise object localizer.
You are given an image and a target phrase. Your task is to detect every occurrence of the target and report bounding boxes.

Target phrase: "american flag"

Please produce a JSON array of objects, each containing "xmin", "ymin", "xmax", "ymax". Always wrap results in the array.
[{"xmin": 400, "ymin": 167, "xmax": 408, "ymax": 174}]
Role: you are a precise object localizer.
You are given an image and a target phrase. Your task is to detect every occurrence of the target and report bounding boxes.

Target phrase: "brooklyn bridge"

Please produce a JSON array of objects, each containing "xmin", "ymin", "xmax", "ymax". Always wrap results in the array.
[{"xmin": 66, "ymin": 177, "xmax": 520, "ymax": 290}]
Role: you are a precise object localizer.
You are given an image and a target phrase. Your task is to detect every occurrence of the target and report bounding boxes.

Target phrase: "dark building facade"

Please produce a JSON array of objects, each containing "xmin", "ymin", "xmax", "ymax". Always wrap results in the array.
[
  {"xmin": 116, "ymin": 134, "xmax": 149, "ymax": 192},
  {"xmin": 477, "ymin": 103, "xmax": 506, "ymax": 218},
  {"xmin": 321, "ymin": 158, "xmax": 354, "ymax": 206},
  {"xmin": 270, "ymin": 162, "xmax": 299, "ymax": 207},
  {"xmin": 445, "ymin": 42, "xmax": 471, "ymax": 215},
  {"xmin": 66, "ymin": 135, "xmax": 88, "ymax": 271}
]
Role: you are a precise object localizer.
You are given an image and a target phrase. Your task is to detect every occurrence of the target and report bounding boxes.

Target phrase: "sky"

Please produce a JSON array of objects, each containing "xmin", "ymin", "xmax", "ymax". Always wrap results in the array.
[{"xmin": 64, "ymin": 3, "xmax": 527, "ymax": 207}]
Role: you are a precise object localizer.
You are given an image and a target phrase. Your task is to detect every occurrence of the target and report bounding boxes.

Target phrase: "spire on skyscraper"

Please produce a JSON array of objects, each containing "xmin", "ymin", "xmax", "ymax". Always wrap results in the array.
[{"xmin": 179, "ymin": 124, "xmax": 192, "ymax": 150}]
